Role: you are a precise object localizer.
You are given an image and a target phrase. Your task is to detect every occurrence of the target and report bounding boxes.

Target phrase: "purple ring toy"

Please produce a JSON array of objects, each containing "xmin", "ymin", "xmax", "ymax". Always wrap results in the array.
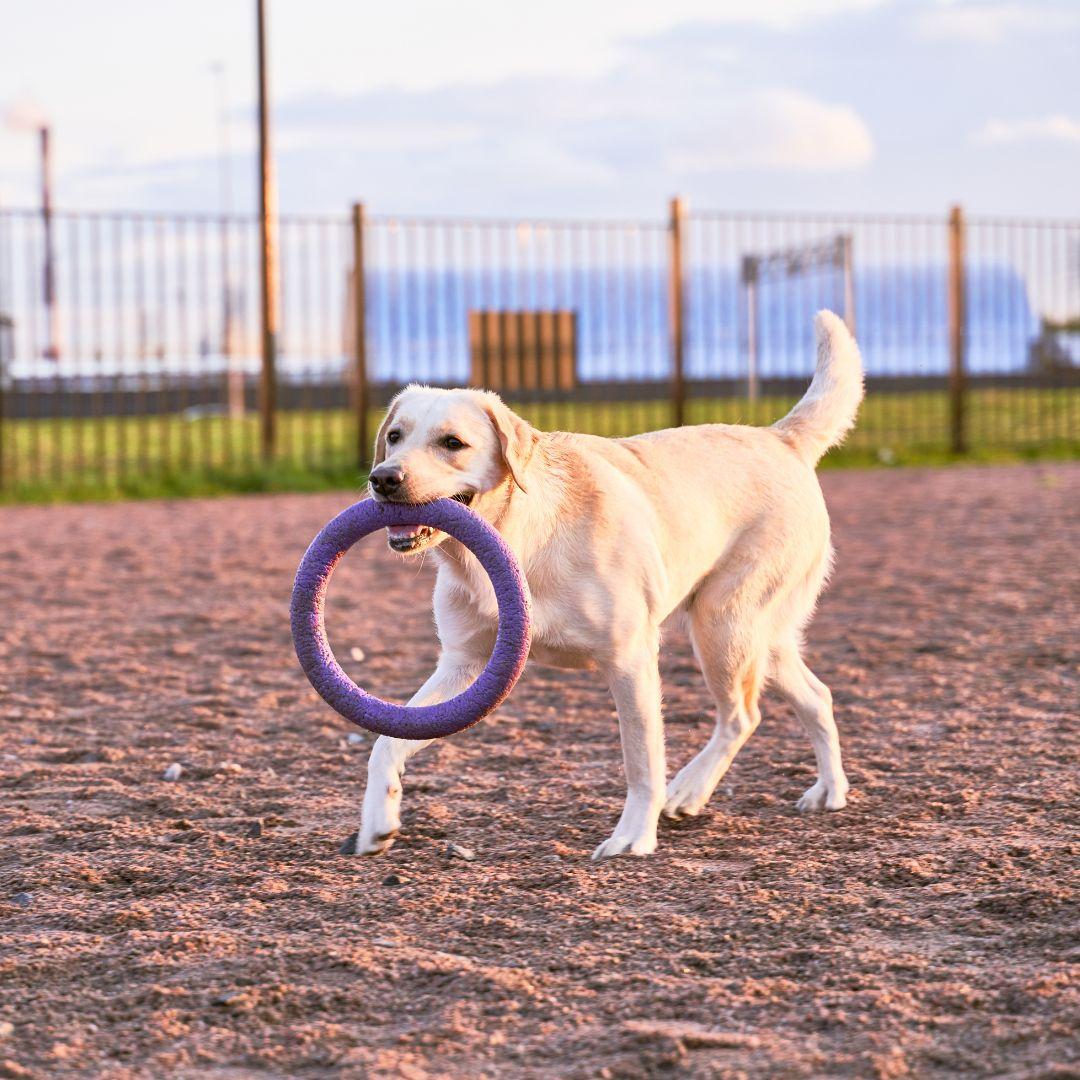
[{"xmin": 290, "ymin": 497, "xmax": 531, "ymax": 740}]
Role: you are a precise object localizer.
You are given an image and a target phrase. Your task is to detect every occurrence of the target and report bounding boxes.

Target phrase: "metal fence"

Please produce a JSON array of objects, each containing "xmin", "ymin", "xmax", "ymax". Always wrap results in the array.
[{"xmin": 0, "ymin": 201, "xmax": 1077, "ymax": 498}]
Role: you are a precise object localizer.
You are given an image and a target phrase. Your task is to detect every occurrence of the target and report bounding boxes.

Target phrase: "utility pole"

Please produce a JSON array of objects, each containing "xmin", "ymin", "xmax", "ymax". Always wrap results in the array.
[{"xmin": 256, "ymin": 0, "xmax": 279, "ymax": 460}]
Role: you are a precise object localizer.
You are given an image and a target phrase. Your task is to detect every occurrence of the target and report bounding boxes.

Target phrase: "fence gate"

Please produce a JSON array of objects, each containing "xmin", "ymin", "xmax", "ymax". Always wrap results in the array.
[{"xmin": 468, "ymin": 310, "xmax": 577, "ymax": 394}]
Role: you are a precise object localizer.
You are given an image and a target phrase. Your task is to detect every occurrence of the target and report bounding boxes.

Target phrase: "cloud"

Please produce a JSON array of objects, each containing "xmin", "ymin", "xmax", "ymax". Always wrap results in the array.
[
  {"xmin": 269, "ymin": 0, "xmax": 890, "ymax": 95},
  {"xmin": 971, "ymin": 115, "xmax": 1080, "ymax": 145},
  {"xmin": 914, "ymin": 2, "xmax": 1079, "ymax": 44},
  {"xmin": 666, "ymin": 90, "xmax": 873, "ymax": 172},
  {"xmin": 272, "ymin": 43, "xmax": 875, "ymax": 215}
]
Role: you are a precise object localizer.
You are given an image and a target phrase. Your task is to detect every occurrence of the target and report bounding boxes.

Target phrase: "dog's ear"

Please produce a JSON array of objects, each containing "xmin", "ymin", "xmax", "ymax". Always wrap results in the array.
[
  {"xmin": 372, "ymin": 398, "xmax": 403, "ymax": 466},
  {"xmin": 483, "ymin": 397, "xmax": 538, "ymax": 493}
]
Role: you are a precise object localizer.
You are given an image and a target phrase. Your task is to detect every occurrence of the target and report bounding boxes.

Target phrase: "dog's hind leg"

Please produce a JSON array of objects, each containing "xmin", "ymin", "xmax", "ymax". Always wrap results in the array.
[
  {"xmin": 768, "ymin": 639, "xmax": 848, "ymax": 812},
  {"xmin": 663, "ymin": 592, "xmax": 768, "ymax": 820}
]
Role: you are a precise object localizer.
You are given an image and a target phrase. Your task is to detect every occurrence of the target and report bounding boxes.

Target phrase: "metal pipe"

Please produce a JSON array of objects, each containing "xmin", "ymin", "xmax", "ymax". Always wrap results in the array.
[
  {"xmin": 40, "ymin": 126, "xmax": 61, "ymax": 361},
  {"xmin": 668, "ymin": 196, "xmax": 686, "ymax": 427}
]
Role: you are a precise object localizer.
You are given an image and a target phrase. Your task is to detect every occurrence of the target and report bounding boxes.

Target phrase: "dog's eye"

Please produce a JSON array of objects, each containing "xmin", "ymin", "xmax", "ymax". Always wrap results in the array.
[
  {"xmin": 386, "ymin": 430, "xmax": 401, "ymax": 445},
  {"xmin": 443, "ymin": 436, "xmax": 467, "ymax": 451}
]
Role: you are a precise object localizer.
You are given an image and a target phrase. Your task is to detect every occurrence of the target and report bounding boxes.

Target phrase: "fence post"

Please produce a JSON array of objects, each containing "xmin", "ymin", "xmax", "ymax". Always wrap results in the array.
[
  {"xmin": 947, "ymin": 204, "xmax": 967, "ymax": 454},
  {"xmin": 668, "ymin": 196, "xmax": 686, "ymax": 427},
  {"xmin": 256, "ymin": 0, "xmax": 279, "ymax": 463},
  {"xmin": 351, "ymin": 202, "xmax": 370, "ymax": 472}
]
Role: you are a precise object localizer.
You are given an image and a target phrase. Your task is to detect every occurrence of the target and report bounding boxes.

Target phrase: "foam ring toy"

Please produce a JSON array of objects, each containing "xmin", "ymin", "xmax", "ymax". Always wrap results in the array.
[{"xmin": 291, "ymin": 497, "xmax": 531, "ymax": 740}]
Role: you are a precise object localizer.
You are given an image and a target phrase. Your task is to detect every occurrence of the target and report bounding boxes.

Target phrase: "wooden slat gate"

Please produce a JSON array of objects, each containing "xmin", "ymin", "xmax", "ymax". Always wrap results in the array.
[{"xmin": 468, "ymin": 310, "xmax": 577, "ymax": 393}]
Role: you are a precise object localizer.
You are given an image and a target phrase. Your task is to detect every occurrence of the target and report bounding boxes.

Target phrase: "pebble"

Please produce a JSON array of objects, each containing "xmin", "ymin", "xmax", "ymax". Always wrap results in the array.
[
  {"xmin": 211, "ymin": 991, "xmax": 249, "ymax": 1011},
  {"xmin": 444, "ymin": 842, "xmax": 476, "ymax": 862},
  {"xmin": 349, "ymin": 647, "xmax": 366, "ymax": 662},
  {"xmin": 0, "ymin": 1021, "xmax": 13, "ymax": 1039},
  {"xmin": 346, "ymin": 732, "xmax": 366, "ymax": 746},
  {"xmin": 11, "ymin": 892, "xmax": 31, "ymax": 908},
  {"xmin": 246, "ymin": 820, "xmax": 263, "ymax": 839},
  {"xmin": 382, "ymin": 873, "xmax": 409, "ymax": 886},
  {"xmin": 163, "ymin": 763, "xmax": 183, "ymax": 782},
  {"xmin": 217, "ymin": 762, "xmax": 243, "ymax": 774},
  {"xmin": 339, "ymin": 831, "xmax": 359, "ymax": 855}
]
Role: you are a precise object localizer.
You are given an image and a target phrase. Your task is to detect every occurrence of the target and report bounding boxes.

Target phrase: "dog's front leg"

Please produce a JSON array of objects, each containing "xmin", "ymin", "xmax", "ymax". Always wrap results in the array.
[
  {"xmin": 593, "ymin": 641, "xmax": 666, "ymax": 859},
  {"xmin": 356, "ymin": 654, "xmax": 483, "ymax": 855}
]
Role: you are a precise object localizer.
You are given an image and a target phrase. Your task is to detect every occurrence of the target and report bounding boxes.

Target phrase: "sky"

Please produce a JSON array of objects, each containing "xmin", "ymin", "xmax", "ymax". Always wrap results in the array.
[{"xmin": 0, "ymin": 0, "xmax": 1078, "ymax": 219}]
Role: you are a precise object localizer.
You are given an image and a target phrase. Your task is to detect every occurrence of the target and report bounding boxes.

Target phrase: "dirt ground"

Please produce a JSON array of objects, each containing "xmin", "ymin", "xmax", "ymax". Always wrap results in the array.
[{"xmin": 1, "ymin": 463, "xmax": 1077, "ymax": 1079}]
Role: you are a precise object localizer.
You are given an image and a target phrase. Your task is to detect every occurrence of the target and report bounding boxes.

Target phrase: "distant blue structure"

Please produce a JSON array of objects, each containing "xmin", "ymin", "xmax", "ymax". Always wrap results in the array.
[{"xmin": 363, "ymin": 262, "xmax": 1045, "ymax": 385}]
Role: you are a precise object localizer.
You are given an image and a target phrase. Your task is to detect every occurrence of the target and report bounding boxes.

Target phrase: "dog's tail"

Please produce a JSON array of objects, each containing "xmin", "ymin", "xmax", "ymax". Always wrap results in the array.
[{"xmin": 772, "ymin": 310, "xmax": 864, "ymax": 467}]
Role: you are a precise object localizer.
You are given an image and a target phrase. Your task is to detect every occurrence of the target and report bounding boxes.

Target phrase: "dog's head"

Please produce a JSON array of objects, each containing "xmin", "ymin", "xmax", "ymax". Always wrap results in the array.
[{"xmin": 368, "ymin": 385, "xmax": 538, "ymax": 554}]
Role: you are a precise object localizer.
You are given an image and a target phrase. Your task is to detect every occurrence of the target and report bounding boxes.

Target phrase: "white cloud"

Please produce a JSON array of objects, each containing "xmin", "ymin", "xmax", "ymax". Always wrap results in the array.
[
  {"xmin": 269, "ymin": 58, "xmax": 875, "ymax": 217},
  {"xmin": 915, "ymin": 2, "xmax": 1079, "ymax": 44},
  {"xmin": 972, "ymin": 115, "xmax": 1080, "ymax": 145},
  {"xmin": 273, "ymin": 0, "xmax": 888, "ymax": 95},
  {"xmin": 667, "ymin": 90, "xmax": 874, "ymax": 172}
]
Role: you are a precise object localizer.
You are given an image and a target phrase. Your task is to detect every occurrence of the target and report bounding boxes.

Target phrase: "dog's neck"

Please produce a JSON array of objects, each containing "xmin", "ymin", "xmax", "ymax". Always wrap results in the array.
[{"xmin": 433, "ymin": 433, "xmax": 575, "ymax": 610}]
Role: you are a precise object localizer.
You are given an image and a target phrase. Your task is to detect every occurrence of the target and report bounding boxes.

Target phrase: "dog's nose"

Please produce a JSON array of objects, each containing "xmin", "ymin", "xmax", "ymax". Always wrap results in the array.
[{"xmin": 370, "ymin": 464, "xmax": 405, "ymax": 497}]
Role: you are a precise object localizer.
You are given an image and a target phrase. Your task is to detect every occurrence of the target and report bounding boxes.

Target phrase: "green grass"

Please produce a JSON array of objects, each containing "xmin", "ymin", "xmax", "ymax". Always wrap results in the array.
[{"xmin": 2, "ymin": 387, "xmax": 1077, "ymax": 503}]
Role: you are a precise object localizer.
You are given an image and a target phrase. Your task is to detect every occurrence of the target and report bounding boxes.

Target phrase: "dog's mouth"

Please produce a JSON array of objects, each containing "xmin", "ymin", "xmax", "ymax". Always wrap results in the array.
[
  {"xmin": 386, "ymin": 525, "xmax": 435, "ymax": 552},
  {"xmin": 385, "ymin": 491, "xmax": 474, "ymax": 553}
]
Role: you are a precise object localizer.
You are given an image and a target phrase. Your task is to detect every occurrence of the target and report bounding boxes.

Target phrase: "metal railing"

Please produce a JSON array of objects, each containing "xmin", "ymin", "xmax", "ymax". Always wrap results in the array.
[{"xmin": 0, "ymin": 200, "xmax": 1076, "ymax": 498}]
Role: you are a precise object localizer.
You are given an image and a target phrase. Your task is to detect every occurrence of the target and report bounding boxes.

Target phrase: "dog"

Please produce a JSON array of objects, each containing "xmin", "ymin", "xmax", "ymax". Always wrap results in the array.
[{"xmin": 356, "ymin": 310, "xmax": 863, "ymax": 859}]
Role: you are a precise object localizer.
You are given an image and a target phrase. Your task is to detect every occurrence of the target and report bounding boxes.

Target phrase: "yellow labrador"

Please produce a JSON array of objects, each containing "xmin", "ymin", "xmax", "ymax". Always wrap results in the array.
[{"xmin": 357, "ymin": 310, "xmax": 863, "ymax": 859}]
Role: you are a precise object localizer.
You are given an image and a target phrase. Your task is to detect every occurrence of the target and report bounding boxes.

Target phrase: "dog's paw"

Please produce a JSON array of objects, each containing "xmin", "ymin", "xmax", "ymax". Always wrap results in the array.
[
  {"xmin": 662, "ymin": 766, "xmax": 716, "ymax": 819},
  {"xmin": 591, "ymin": 830, "xmax": 657, "ymax": 860},
  {"xmin": 796, "ymin": 779, "xmax": 848, "ymax": 813},
  {"xmin": 355, "ymin": 827, "xmax": 399, "ymax": 856}
]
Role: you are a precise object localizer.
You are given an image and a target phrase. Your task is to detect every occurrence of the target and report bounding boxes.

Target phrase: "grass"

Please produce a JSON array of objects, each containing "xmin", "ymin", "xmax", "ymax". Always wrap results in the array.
[{"xmin": 2, "ymin": 387, "xmax": 1077, "ymax": 503}]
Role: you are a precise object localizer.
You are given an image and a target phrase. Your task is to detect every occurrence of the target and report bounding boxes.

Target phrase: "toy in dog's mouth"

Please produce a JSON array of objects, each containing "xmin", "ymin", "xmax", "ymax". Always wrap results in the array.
[{"xmin": 386, "ymin": 491, "xmax": 474, "ymax": 552}]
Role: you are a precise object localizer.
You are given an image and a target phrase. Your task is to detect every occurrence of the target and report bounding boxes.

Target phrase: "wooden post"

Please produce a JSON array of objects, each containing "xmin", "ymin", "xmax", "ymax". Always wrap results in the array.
[
  {"xmin": 537, "ymin": 310, "xmax": 556, "ymax": 389},
  {"xmin": 351, "ymin": 202, "xmax": 369, "ymax": 470},
  {"xmin": 501, "ymin": 310, "xmax": 521, "ymax": 392},
  {"xmin": 256, "ymin": 0, "xmax": 279, "ymax": 462},
  {"xmin": 557, "ymin": 311, "xmax": 576, "ymax": 391},
  {"xmin": 947, "ymin": 204, "xmax": 966, "ymax": 454},
  {"xmin": 518, "ymin": 310, "xmax": 538, "ymax": 391},
  {"xmin": 668, "ymin": 196, "xmax": 686, "ymax": 427}
]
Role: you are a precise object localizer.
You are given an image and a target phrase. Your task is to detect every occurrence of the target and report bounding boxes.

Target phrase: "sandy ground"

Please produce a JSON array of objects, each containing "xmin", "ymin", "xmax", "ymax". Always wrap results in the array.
[{"xmin": 0, "ymin": 463, "xmax": 1077, "ymax": 1079}]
